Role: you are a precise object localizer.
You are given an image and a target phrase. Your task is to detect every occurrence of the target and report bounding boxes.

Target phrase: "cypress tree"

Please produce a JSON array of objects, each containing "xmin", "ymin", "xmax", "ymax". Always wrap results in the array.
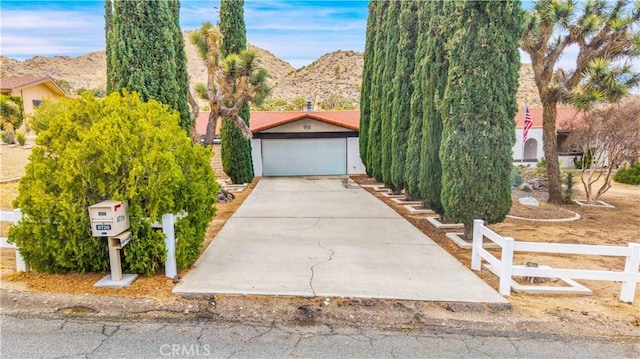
[
  {"xmin": 219, "ymin": 0, "xmax": 254, "ymax": 184},
  {"xmin": 389, "ymin": 1, "xmax": 418, "ymax": 193},
  {"xmin": 418, "ymin": 3, "xmax": 449, "ymax": 217},
  {"xmin": 379, "ymin": 0, "xmax": 401, "ymax": 190},
  {"xmin": 108, "ymin": 0, "xmax": 192, "ymax": 133},
  {"xmin": 440, "ymin": 1, "xmax": 523, "ymax": 238},
  {"xmin": 404, "ymin": 2, "xmax": 432, "ymax": 200},
  {"xmin": 105, "ymin": 0, "xmax": 114, "ymax": 94},
  {"xmin": 359, "ymin": 1, "xmax": 378, "ymax": 172},
  {"xmin": 168, "ymin": 0, "xmax": 192, "ymax": 131},
  {"xmin": 366, "ymin": 1, "xmax": 389, "ymax": 181}
]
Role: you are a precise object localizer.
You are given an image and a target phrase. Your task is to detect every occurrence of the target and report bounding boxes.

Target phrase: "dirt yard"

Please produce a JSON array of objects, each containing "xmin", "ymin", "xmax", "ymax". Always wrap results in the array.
[
  {"xmin": 1, "ymin": 142, "xmax": 639, "ymax": 338},
  {"xmin": 351, "ymin": 174, "xmax": 640, "ymax": 336}
]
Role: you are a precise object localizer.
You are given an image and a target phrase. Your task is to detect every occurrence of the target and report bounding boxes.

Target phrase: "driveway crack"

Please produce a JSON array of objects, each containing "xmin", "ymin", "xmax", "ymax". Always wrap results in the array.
[{"xmin": 309, "ymin": 237, "xmax": 336, "ymax": 297}]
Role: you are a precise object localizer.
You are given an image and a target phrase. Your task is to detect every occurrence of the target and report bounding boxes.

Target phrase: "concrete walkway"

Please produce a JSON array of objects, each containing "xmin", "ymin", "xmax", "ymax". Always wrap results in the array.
[{"xmin": 174, "ymin": 177, "xmax": 507, "ymax": 304}]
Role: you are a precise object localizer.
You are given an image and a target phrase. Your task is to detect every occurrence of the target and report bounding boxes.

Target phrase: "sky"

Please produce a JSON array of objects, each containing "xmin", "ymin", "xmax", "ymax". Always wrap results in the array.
[
  {"xmin": 0, "ymin": 0, "xmax": 636, "ymax": 80},
  {"xmin": 0, "ymin": 0, "xmax": 369, "ymax": 68}
]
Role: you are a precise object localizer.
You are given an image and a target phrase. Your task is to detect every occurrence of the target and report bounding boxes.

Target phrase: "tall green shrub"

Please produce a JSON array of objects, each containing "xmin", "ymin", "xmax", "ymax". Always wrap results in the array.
[
  {"xmin": 389, "ymin": 1, "xmax": 418, "ymax": 193},
  {"xmin": 359, "ymin": 1, "xmax": 378, "ymax": 171},
  {"xmin": 440, "ymin": 1, "xmax": 523, "ymax": 238},
  {"xmin": 107, "ymin": 0, "xmax": 192, "ymax": 133},
  {"xmin": 9, "ymin": 92, "xmax": 218, "ymax": 275},
  {"xmin": 380, "ymin": 1, "xmax": 401, "ymax": 190},
  {"xmin": 219, "ymin": 0, "xmax": 254, "ymax": 184},
  {"xmin": 418, "ymin": 3, "xmax": 450, "ymax": 217},
  {"xmin": 404, "ymin": 2, "xmax": 432, "ymax": 200},
  {"xmin": 366, "ymin": 1, "xmax": 390, "ymax": 181}
]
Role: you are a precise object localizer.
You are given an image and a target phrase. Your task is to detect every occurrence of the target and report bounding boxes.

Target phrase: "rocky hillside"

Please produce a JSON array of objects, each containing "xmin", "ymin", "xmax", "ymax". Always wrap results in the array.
[
  {"xmin": 0, "ymin": 31, "xmax": 540, "ymax": 108},
  {"xmin": 270, "ymin": 50, "xmax": 364, "ymax": 104}
]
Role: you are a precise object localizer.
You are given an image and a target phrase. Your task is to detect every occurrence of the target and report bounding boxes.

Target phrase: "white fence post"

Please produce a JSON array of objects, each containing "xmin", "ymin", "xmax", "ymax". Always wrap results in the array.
[
  {"xmin": 471, "ymin": 219, "xmax": 483, "ymax": 271},
  {"xmin": 620, "ymin": 243, "xmax": 640, "ymax": 303},
  {"xmin": 162, "ymin": 213, "xmax": 177, "ymax": 279},
  {"xmin": 498, "ymin": 237, "xmax": 515, "ymax": 296},
  {"xmin": 12, "ymin": 209, "xmax": 29, "ymax": 272}
]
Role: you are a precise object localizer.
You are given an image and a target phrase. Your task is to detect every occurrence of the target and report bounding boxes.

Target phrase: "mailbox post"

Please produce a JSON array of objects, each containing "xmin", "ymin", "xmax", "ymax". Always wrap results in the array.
[{"xmin": 88, "ymin": 200, "xmax": 138, "ymax": 288}]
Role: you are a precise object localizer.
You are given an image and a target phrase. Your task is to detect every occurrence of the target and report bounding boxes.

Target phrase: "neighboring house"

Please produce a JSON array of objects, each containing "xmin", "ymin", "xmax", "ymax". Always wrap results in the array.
[
  {"xmin": 513, "ymin": 107, "xmax": 584, "ymax": 167},
  {"xmin": 0, "ymin": 76, "xmax": 67, "ymax": 131},
  {"xmin": 196, "ymin": 106, "xmax": 583, "ymax": 177}
]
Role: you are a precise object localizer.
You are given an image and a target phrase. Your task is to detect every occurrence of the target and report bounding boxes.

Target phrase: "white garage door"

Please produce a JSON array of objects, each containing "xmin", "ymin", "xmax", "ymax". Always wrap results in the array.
[{"xmin": 262, "ymin": 138, "xmax": 347, "ymax": 176}]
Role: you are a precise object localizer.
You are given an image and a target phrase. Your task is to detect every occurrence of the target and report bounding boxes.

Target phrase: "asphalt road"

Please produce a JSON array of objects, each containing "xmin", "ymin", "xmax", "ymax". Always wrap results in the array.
[{"xmin": 1, "ymin": 315, "xmax": 638, "ymax": 358}]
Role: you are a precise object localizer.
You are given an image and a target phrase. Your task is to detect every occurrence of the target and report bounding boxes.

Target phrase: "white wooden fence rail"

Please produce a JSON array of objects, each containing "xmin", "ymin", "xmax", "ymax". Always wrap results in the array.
[
  {"xmin": 471, "ymin": 219, "xmax": 640, "ymax": 303},
  {"xmin": 0, "ymin": 209, "xmax": 178, "ymax": 278},
  {"xmin": 0, "ymin": 209, "xmax": 28, "ymax": 272}
]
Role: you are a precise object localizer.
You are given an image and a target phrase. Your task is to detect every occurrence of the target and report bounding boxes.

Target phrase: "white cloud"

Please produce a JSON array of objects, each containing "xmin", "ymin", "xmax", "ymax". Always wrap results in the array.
[
  {"xmin": 0, "ymin": 8, "xmax": 105, "ymax": 59},
  {"xmin": 1, "ymin": 9, "xmax": 103, "ymax": 30}
]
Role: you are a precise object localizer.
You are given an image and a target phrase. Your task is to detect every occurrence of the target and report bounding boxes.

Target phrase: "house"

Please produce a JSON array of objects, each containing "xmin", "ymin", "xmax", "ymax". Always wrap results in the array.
[
  {"xmin": 196, "ymin": 106, "xmax": 582, "ymax": 177},
  {"xmin": 513, "ymin": 107, "xmax": 584, "ymax": 167},
  {"xmin": 197, "ymin": 108, "xmax": 364, "ymax": 176},
  {"xmin": 0, "ymin": 76, "xmax": 67, "ymax": 131}
]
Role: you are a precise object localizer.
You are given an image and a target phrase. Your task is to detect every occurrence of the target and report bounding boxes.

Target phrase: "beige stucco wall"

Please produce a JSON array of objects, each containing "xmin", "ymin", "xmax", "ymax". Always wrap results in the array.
[
  {"xmin": 261, "ymin": 118, "xmax": 349, "ymax": 133},
  {"xmin": 8, "ymin": 83, "xmax": 64, "ymax": 132},
  {"xmin": 11, "ymin": 83, "xmax": 62, "ymax": 116}
]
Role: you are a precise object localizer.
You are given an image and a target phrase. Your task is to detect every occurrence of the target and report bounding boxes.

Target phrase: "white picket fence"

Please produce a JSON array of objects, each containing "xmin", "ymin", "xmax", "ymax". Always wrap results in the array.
[
  {"xmin": 471, "ymin": 219, "xmax": 640, "ymax": 303},
  {"xmin": 0, "ymin": 209, "xmax": 178, "ymax": 278}
]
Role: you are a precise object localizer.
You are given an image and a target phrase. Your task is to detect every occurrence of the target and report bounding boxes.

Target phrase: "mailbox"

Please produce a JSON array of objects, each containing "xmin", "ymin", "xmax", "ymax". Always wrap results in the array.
[
  {"xmin": 109, "ymin": 230, "xmax": 132, "ymax": 249},
  {"xmin": 88, "ymin": 200, "xmax": 130, "ymax": 237}
]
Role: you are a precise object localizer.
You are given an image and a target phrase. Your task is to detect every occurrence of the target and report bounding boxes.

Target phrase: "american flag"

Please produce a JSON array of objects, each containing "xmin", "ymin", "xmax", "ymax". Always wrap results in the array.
[{"xmin": 523, "ymin": 105, "xmax": 533, "ymax": 142}]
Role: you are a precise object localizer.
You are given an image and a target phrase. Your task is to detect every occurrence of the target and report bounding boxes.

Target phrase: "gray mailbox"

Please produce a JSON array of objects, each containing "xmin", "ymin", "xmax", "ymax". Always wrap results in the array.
[
  {"xmin": 88, "ymin": 200, "xmax": 130, "ymax": 237},
  {"xmin": 88, "ymin": 200, "xmax": 137, "ymax": 288}
]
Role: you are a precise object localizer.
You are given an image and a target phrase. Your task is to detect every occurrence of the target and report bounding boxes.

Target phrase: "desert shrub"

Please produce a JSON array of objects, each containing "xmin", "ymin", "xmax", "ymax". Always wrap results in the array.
[
  {"xmin": 16, "ymin": 132, "xmax": 26, "ymax": 146},
  {"xmin": 535, "ymin": 157, "xmax": 547, "ymax": 176},
  {"xmin": 536, "ymin": 157, "xmax": 547, "ymax": 169},
  {"xmin": 563, "ymin": 171, "xmax": 575, "ymax": 203},
  {"xmin": 614, "ymin": 163, "xmax": 640, "ymax": 185},
  {"xmin": 573, "ymin": 148, "xmax": 594, "ymax": 169},
  {"xmin": 8, "ymin": 92, "xmax": 218, "ymax": 275},
  {"xmin": 521, "ymin": 184, "xmax": 532, "ymax": 192},
  {"xmin": 511, "ymin": 169, "xmax": 523, "ymax": 187}
]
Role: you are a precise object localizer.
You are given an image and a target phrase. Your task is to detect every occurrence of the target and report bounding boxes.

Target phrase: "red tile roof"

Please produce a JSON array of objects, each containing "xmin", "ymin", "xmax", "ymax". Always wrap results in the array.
[
  {"xmin": 196, "ymin": 110, "xmax": 360, "ymax": 135},
  {"xmin": 195, "ymin": 108, "xmax": 582, "ymax": 136},
  {"xmin": 514, "ymin": 107, "xmax": 583, "ymax": 129},
  {"xmin": 251, "ymin": 110, "xmax": 360, "ymax": 132},
  {"xmin": 195, "ymin": 112, "xmax": 222, "ymax": 136}
]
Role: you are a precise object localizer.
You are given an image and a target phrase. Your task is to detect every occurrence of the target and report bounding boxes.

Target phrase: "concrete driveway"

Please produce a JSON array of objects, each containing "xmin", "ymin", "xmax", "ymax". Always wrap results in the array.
[{"xmin": 174, "ymin": 177, "xmax": 507, "ymax": 304}]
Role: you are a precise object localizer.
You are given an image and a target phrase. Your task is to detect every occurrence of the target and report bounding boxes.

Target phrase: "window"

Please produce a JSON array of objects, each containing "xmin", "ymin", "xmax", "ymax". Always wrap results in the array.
[{"xmin": 32, "ymin": 99, "xmax": 42, "ymax": 107}]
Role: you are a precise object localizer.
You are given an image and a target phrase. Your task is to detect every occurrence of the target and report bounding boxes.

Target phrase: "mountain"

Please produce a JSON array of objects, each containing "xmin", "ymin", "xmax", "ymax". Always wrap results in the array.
[
  {"xmin": 270, "ymin": 50, "xmax": 363, "ymax": 105},
  {"xmin": 0, "ymin": 31, "xmax": 541, "ymax": 108}
]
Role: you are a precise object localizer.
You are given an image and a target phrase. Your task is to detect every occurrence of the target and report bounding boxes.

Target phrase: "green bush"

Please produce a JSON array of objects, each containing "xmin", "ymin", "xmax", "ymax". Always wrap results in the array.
[
  {"xmin": 511, "ymin": 169, "xmax": 523, "ymax": 187},
  {"xmin": 8, "ymin": 92, "xmax": 218, "ymax": 275},
  {"xmin": 0, "ymin": 132, "xmax": 5, "ymax": 143},
  {"xmin": 573, "ymin": 149, "xmax": 594, "ymax": 169},
  {"xmin": 563, "ymin": 171, "xmax": 575, "ymax": 203},
  {"xmin": 536, "ymin": 157, "xmax": 547, "ymax": 169},
  {"xmin": 614, "ymin": 163, "xmax": 640, "ymax": 185},
  {"xmin": 16, "ymin": 132, "xmax": 26, "ymax": 146}
]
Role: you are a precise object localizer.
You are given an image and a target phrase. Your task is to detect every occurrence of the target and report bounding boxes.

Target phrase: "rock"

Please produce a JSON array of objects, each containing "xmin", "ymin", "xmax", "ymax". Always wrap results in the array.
[{"xmin": 518, "ymin": 196, "xmax": 539, "ymax": 207}]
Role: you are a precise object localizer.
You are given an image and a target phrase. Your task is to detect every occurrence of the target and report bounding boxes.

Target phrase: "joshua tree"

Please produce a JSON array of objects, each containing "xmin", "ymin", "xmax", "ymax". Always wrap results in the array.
[
  {"xmin": 190, "ymin": 23, "xmax": 269, "ymax": 144},
  {"xmin": 521, "ymin": 0, "xmax": 640, "ymax": 203}
]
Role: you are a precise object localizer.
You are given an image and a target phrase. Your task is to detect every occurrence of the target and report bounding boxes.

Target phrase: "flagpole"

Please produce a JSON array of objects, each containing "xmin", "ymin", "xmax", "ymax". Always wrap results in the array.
[{"xmin": 521, "ymin": 100, "xmax": 526, "ymax": 164}]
